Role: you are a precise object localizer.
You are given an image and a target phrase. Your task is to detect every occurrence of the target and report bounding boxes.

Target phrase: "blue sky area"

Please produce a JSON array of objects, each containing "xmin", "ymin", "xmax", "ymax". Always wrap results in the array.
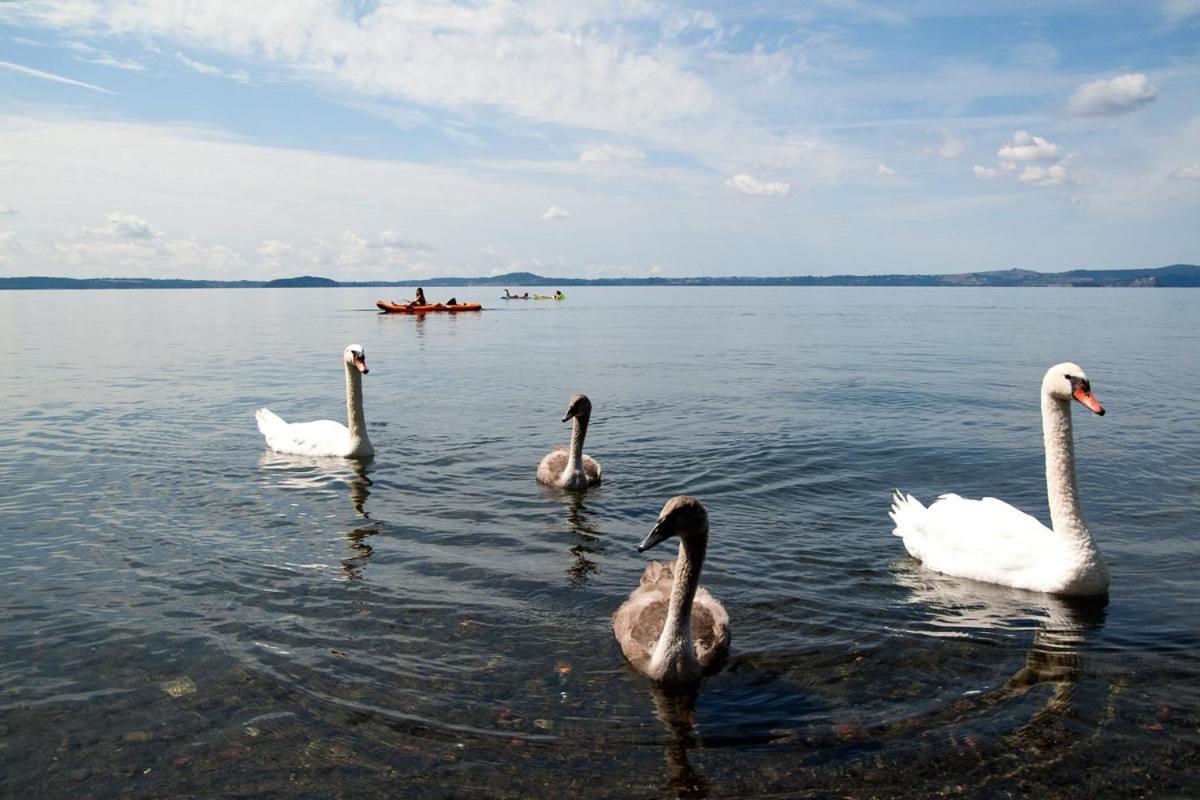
[{"xmin": 1, "ymin": 1, "xmax": 1198, "ymax": 280}]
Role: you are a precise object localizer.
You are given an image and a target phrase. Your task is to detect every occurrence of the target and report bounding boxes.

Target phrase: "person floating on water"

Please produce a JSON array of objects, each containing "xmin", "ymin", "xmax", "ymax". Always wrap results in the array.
[
  {"xmin": 554, "ymin": 290, "xmax": 564, "ymax": 300},
  {"xmin": 504, "ymin": 288, "xmax": 530, "ymax": 299}
]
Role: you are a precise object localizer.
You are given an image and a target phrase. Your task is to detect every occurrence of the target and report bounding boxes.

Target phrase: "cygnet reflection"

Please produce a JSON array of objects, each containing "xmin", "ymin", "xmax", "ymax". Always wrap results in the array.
[
  {"xmin": 539, "ymin": 485, "xmax": 606, "ymax": 585},
  {"xmin": 647, "ymin": 685, "xmax": 711, "ymax": 799}
]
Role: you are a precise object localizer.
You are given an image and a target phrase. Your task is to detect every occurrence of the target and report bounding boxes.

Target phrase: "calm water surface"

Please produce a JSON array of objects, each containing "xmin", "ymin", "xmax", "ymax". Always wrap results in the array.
[{"xmin": 1, "ymin": 286, "xmax": 1198, "ymax": 798}]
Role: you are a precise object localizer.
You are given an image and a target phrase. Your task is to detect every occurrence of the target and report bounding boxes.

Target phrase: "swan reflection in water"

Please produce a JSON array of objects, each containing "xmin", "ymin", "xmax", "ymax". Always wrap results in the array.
[
  {"xmin": 538, "ymin": 486, "xmax": 605, "ymax": 585},
  {"xmin": 893, "ymin": 561, "xmax": 1107, "ymax": 722},
  {"xmin": 257, "ymin": 452, "xmax": 379, "ymax": 579},
  {"xmin": 258, "ymin": 451, "xmax": 375, "ymax": 515}
]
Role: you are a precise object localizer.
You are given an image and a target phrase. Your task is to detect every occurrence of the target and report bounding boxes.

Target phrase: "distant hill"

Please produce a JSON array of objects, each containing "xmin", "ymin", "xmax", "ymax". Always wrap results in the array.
[{"xmin": 2, "ymin": 264, "xmax": 1197, "ymax": 290}]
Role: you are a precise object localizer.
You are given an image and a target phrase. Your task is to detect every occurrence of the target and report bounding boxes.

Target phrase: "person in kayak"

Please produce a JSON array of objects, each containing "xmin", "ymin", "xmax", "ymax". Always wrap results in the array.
[{"xmin": 407, "ymin": 287, "xmax": 427, "ymax": 307}]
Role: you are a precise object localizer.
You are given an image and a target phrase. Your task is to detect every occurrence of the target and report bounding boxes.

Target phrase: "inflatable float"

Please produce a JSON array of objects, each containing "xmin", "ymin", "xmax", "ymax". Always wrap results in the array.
[{"xmin": 376, "ymin": 301, "xmax": 483, "ymax": 314}]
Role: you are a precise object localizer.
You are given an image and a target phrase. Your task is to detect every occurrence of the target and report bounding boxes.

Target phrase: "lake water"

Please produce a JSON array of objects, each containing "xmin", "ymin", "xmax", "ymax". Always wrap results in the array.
[{"xmin": 1, "ymin": 286, "xmax": 1198, "ymax": 798}]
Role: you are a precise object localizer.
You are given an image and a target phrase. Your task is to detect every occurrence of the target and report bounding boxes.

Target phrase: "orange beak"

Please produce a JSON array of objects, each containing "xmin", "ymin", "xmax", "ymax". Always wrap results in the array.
[{"xmin": 1072, "ymin": 385, "xmax": 1104, "ymax": 415}]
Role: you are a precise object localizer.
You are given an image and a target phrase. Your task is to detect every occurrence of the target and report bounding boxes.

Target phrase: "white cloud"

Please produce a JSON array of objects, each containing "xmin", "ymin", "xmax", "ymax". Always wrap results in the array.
[
  {"xmin": 0, "ymin": 59, "xmax": 115, "ymax": 94},
  {"xmin": 1066, "ymin": 73, "xmax": 1158, "ymax": 117},
  {"xmin": 1017, "ymin": 164, "xmax": 1069, "ymax": 186},
  {"xmin": 1168, "ymin": 163, "xmax": 1200, "ymax": 181},
  {"xmin": 0, "ymin": 114, "xmax": 632, "ymax": 279},
  {"xmin": 315, "ymin": 230, "xmax": 440, "ymax": 278},
  {"xmin": 6, "ymin": 2, "xmax": 715, "ymax": 136},
  {"xmin": 84, "ymin": 211, "xmax": 160, "ymax": 239},
  {"xmin": 579, "ymin": 144, "xmax": 645, "ymax": 163},
  {"xmin": 0, "ymin": 204, "xmax": 18, "ymax": 215},
  {"xmin": 725, "ymin": 173, "xmax": 790, "ymax": 196},
  {"xmin": 50, "ymin": 213, "xmax": 247, "ymax": 276},
  {"xmin": 998, "ymin": 131, "xmax": 1058, "ymax": 164},
  {"xmin": 973, "ymin": 165, "xmax": 999, "ymax": 179},
  {"xmin": 0, "ymin": 2, "xmax": 874, "ymax": 186},
  {"xmin": 877, "ymin": 164, "xmax": 895, "ymax": 176},
  {"xmin": 938, "ymin": 135, "xmax": 964, "ymax": 159},
  {"xmin": 541, "ymin": 206, "xmax": 571, "ymax": 220}
]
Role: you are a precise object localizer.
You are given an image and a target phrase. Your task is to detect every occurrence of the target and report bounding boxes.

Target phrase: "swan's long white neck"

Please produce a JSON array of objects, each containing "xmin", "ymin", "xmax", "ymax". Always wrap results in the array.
[
  {"xmin": 345, "ymin": 362, "xmax": 369, "ymax": 448},
  {"xmin": 1041, "ymin": 393, "xmax": 1093, "ymax": 552},
  {"xmin": 565, "ymin": 413, "xmax": 589, "ymax": 477},
  {"xmin": 651, "ymin": 531, "xmax": 705, "ymax": 680}
]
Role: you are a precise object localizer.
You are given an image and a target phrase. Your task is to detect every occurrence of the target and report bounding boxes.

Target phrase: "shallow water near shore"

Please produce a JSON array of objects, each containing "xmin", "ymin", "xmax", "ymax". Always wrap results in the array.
[{"xmin": 2, "ymin": 285, "xmax": 1198, "ymax": 798}]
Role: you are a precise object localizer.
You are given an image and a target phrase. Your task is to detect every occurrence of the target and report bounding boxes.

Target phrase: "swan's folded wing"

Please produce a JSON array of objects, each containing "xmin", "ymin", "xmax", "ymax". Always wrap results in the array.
[
  {"xmin": 536, "ymin": 448, "xmax": 568, "ymax": 483},
  {"xmin": 690, "ymin": 588, "xmax": 731, "ymax": 670},
  {"xmin": 913, "ymin": 494, "xmax": 1054, "ymax": 577},
  {"xmin": 582, "ymin": 454, "xmax": 602, "ymax": 484},
  {"xmin": 613, "ymin": 586, "xmax": 668, "ymax": 668},
  {"xmin": 261, "ymin": 418, "xmax": 351, "ymax": 456}
]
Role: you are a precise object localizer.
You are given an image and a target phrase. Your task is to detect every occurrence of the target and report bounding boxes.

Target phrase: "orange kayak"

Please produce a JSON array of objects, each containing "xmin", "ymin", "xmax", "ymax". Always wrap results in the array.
[{"xmin": 376, "ymin": 301, "xmax": 483, "ymax": 314}]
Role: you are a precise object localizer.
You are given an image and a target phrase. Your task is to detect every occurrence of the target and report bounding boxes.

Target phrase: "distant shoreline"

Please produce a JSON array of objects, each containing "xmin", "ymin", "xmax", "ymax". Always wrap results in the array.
[{"xmin": 1, "ymin": 264, "xmax": 1198, "ymax": 290}]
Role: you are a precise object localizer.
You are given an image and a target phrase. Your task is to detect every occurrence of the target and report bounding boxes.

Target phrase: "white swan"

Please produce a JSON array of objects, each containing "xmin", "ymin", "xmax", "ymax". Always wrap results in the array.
[
  {"xmin": 536, "ymin": 394, "xmax": 602, "ymax": 489},
  {"xmin": 890, "ymin": 362, "xmax": 1108, "ymax": 597},
  {"xmin": 255, "ymin": 344, "xmax": 375, "ymax": 459},
  {"xmin": 613, "ymin": 496, "xmax": 731, "ymax": 686}
]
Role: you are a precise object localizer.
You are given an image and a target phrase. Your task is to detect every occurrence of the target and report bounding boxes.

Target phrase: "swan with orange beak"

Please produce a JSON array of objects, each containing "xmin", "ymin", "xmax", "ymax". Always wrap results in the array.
[
  {"xmin": 255, "ymin": 344, "xmax": 375, "ymax": 459},
  {"xmin": 890, "ymin": 362, "xmax": 1110, "ymax": 596}
]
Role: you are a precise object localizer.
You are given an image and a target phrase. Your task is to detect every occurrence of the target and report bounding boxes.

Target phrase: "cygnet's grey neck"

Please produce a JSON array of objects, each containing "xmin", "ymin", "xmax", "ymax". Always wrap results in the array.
[
  {"xmin": 565, "ymin": 413, "xmax": 589, "ymax": 477},
  {"xmin": 650, "ymin": 529, "xmax": 707, "ymax": 681}
]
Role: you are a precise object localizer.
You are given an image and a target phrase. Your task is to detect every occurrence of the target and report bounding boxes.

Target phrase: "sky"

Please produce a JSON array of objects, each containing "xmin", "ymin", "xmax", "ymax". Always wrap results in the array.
[{"xmin": 0, "ymin": 1, "xmax": 1198, "ymax": 280}]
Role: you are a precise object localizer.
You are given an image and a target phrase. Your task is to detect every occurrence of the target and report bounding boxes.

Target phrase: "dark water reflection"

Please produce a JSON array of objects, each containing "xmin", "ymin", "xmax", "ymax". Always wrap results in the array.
[{"xmin": 2, "ymin": 286, "xmax": 1199, "ymax": 798}]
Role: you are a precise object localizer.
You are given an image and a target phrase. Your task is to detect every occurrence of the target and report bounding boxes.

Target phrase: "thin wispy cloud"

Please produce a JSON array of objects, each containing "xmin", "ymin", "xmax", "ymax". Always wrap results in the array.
[
  {"xmin": 541, "ymin": 206, "xmax": 571, "ymax": 220},
  {"xmin": 579, "ymin": 145, "xmax": 645, "ymax": 163},
  {"xmin": 0, "ymin": 60, "xmax": 115, "ymax": 94},
  {"xmin": 176, "ymin": 53, "xmax": 223, "ymax": 77},
  {"xmin": 1162, "ymin": 0, "xmax": 1200, "ymax": 23}
]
